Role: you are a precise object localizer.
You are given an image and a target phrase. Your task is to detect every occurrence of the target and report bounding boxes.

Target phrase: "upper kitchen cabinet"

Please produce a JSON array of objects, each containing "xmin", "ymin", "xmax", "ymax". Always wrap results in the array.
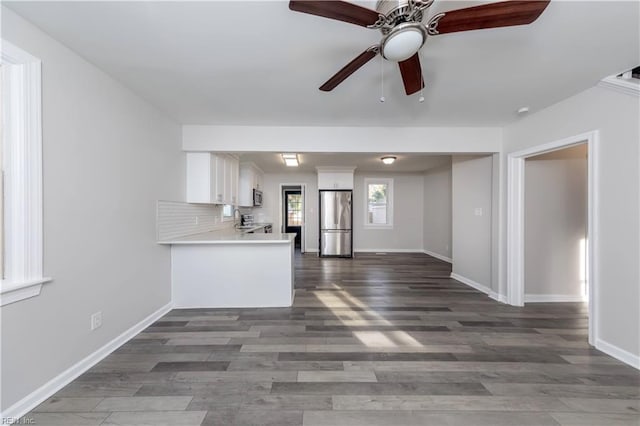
[
  {"xmin": 186, "ymin": 152, "xmax": 238, "ymax": 205},
  {"xmin": 228, "ymin": 157, "xmax": 239, "ymax": 206},
  {"xmin": 317, "ymin": 167, "xmax": 356, "ymax": 190},
  {"xmin": 238, "ymin": 162, "xmax": 264, "ymax": 207}
]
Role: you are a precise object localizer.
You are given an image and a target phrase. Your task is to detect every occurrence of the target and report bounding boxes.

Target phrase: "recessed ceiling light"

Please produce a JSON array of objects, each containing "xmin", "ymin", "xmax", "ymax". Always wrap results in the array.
[
  {"xmin": 381, "ymin": 156, "xmax": 396, "ymax": 165},
  {"xmin": 282, "ymin": 153, "xmax": 299, "ymax": 167}
]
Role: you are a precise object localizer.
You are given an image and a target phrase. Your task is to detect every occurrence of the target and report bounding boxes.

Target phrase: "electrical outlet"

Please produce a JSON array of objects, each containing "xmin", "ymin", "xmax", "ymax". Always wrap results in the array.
[
  {"xmin": 195, "ymin": 216, "xmax": 199, "ymax": 225},
  {"xmin": 91, "ymin": 311, "xmax": 102, "ymax": 330}
]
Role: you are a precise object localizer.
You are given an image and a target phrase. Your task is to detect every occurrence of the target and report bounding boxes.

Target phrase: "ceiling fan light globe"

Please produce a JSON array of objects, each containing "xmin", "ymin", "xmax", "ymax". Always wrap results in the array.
[{"xmin": 381, "ymin": 26, "xmax": 425, "ymax": 62}]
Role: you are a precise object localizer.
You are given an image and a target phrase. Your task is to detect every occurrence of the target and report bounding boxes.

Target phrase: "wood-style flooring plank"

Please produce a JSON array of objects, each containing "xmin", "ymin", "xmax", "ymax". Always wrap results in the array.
[{"xmin": 18, "ymin": 252, "xmax": 640, "ymax": 426}]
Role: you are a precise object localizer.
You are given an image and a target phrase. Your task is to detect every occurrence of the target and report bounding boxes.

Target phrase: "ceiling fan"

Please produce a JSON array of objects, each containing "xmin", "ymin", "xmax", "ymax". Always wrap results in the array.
[{"xmin": 289, "ymin": 0, "xmax": 550, "ymax": 95}]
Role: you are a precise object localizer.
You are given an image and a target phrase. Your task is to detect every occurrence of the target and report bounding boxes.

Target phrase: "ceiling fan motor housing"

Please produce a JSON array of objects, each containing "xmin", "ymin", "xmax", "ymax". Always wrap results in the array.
[{"xmin": 376, "ymin": 0, "xmax": 412, "ymax": 25}]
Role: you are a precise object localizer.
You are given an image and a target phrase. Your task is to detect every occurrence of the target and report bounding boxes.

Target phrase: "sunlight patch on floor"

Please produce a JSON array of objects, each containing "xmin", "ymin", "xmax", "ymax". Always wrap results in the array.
[
  {"xmin": 387, "ymin": 330, "xmax": 423, "ymax": 347},
  {"xmin": 314, "ymin": 288, "xmax": 424, "ymax": 349},
  {"xmin": 353, "ymin": 331, "xmax": 396, "ymax": 347}
]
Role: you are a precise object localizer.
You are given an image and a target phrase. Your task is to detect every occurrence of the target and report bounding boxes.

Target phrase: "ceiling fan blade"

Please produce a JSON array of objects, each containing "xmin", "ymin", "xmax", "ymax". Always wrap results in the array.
[
  {"xmin": 289, "ymin": 1, "xmax": 380, "ymax": 27},
  {"xmin": 398, "ymin": 53, "xmax": 424, "ymax": 96},
  {"xmin": 320, "ymin": 48, "xmax": 378, "ymax": 92},
  {"xmin": 433, "ymin": 1, "xmax": 550, "ymax": 35}
]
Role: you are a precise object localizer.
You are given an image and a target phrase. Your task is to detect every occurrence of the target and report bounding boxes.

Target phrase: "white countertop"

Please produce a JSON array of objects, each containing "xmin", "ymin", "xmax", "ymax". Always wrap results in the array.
[
  {"xmin": 158, "ymin": 229, "xmax": 295, "ymax": 245},
  {"xmin": 236, "ymin": 223, "xmax": 272, "ymax": 233}
]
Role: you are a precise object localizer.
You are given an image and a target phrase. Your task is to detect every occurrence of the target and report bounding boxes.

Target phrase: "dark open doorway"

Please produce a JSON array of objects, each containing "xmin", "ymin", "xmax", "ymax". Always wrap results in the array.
[{"xmin": 283, "ymin": 187, "xmax": 303, "ymax": 249}]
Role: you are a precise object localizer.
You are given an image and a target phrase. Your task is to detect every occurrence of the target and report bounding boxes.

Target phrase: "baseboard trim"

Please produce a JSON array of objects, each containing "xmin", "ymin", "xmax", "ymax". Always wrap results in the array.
[
  {"xmin": 450, "ymin": 272, "xmax": 505, "ymax": 303},
  {"xmin": 450, "ymin": 272, "xmax": 492, "ymax": 295},
  {"xmin": 1, "ymin": 302, "xmax": 173, "ymax": 420},
  {"xmin": 304, "ymin": 248, "xmax": 319, "ymax": 253},
  {"xmin": 422, "ymin": 250, "xmax": 452, "ymax": 263},
  {"xmin": 354, "ymin": 249, "xmax": 424, "ymax": 253},
  {"xmin": 493, "ymin": 292, "xmax": 507, "ymax": 303},
  {"xmin": 525, "ymin": 294, "xmax": 588, "ymax": 303},
  {"xmin": 595, "ymin": 338, "xmax": 640, "ymax": 370}
]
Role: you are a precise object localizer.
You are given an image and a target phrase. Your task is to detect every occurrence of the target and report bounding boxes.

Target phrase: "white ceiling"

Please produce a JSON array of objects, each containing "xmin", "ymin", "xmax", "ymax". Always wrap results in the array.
[
  {"xmin": 6, "ymin": 1, "xmax": 639, "ymax": 127},
  {"xmin": 238, "ymin": 152, "xmax": 455, "ymax": 173}
]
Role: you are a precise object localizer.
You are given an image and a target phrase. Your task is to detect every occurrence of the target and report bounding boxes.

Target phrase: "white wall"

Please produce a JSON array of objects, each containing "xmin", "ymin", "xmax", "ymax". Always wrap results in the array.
[
  {"xmin": 452, "ymin": 156, "xmax": 493, "ymax": 289},
  {"xmin": 1, "ymin": 7, "xmax": 183, "ymax": 412},
  {"xmin": 353, "ymin": 173, "xmax": 424, "ymax": 252},
  {"xmin": 503, "ymin": 85, "xmax": 640, "ymax": 363},
  {"xmin": 525, "ymin": 145, "xmax": 588, "ymax": 298},
  {"xmin": 423, "ymin": 160, "xmax": 452, "ymax": 260},
  {"xmin": 183, "ymin": 125, "xmax": 502, "ymax": 153},
  {"xmin": 261, "ymin": 172, "xmax": 319, "ymax": 252}
]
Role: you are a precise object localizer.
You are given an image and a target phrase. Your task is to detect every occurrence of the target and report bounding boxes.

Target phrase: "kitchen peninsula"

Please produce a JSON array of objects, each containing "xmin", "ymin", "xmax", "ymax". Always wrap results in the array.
[{"xmin": 159, "ymin": 230, "xmax": 295, "ymax": 308}]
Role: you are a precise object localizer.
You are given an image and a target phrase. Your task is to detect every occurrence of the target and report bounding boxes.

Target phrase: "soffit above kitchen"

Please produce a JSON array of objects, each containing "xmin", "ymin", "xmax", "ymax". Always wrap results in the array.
[
  {"xmin": 5, "ymin": 1, "xmax": 639, "ymax": 126},
  {"xmin": 237, "ymin": 152, "xmax": 454, "ymax": 173}
]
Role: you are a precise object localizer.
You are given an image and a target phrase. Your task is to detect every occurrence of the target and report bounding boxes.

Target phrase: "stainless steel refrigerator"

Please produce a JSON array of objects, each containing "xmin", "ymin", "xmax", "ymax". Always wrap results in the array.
[{"xmin": 319, "ymin": 190, "xmax": 352, "ymax": 257}]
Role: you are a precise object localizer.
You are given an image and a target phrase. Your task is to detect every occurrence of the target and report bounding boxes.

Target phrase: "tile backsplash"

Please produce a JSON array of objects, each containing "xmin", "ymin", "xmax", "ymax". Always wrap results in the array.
[{"xmin": 156, "ymin": 200, "xmax": 234, "ymax": 241}]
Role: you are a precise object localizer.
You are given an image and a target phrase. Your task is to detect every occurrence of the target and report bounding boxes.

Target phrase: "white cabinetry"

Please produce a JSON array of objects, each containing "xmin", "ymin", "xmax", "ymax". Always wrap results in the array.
[
  {"xmin": 186, "ymin": 152, "xmax": 239, "ymax": 205},
  {"xmin": 238, "ymin": 162, "xmax": 264, "ymax": 207},
  {"xmin": 229, "ymin": 158, "xmax": 239, "ymax": 206},
  {"xmin": 214, "ymin": 154, "xmax": 225, "ymax": 204},
  {"xmin": 317, "ymin": 167, "xmax": 356, "ymax": 190}
]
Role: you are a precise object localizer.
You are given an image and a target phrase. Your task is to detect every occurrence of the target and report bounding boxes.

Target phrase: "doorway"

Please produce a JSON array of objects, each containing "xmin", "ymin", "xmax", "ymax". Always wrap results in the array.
[
  {"xmin": 507, "ymin": 131, "xmax": 598, "ymax": 345},
  {"xmin": 524, "ymin": 144, "xmax": 588, "ymax": 302},
  {"xmin": 281, "ymin": 185, "xmax": 305, "ymax": 251}
]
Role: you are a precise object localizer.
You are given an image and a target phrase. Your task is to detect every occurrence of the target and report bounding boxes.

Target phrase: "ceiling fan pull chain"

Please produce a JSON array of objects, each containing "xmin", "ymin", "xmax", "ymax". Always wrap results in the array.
[
  {"xmin": 418, "ymin": 50, "xmax": 425, "ymax": 103},
  {"xmin": 380, "ymin": 53, "xmax": 385, "ymax": 103}
]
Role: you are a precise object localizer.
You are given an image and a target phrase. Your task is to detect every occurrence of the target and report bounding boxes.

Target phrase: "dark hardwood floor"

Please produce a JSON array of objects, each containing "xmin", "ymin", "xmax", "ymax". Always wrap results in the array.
[{"xmin": 26, "ymin": 253, "xmax": 640, "ymax": 425}]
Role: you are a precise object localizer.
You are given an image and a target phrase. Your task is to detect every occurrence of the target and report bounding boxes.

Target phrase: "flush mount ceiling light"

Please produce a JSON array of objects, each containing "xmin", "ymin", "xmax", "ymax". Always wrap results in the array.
[
  {"xmin": 282, "ymin": 153, "xmax": 299, "ymax": 167},
  {"xmin": 381, "ymin": 156, "xmax": 396, "ymax": 165},
  {"xmin": 380, "ymin": 23, "xmax": 427, "ymax": 62}
]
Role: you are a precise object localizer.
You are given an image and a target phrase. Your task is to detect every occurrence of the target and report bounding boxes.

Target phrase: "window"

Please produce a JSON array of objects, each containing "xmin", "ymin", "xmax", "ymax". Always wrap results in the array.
[
  {"xmin": 287, "ymin": 193, "xmax": 302, "ymax": 226},
  {"xmin": 619, "ymin": 65, "xmax": 640, "ymax": 80},
  {"xmin": 0, "ymin": 41, "xmax": 51, "ymax": 306},
  {"xmin": 364, "ymin": 178, "xmax": 393, "ymax": 228},
  {"xmin": 222, "ymin": 204, "xmax": 233, "ymax": 219}
]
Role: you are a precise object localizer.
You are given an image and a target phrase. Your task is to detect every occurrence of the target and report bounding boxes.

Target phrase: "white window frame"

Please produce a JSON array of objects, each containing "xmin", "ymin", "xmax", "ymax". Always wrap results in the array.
[
  {"xmin": 364, "ymin": 178, "xmax": 394, "ymax": 229},
  {"xmin": 1, "ymin": 40, "xmax": 51, "ymax": 306}
]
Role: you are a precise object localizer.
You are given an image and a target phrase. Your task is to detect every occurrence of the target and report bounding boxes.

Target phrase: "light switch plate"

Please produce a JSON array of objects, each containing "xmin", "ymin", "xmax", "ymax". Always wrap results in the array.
[
  {"xmin": 474, "ymin": 208, "xmax": 483, "ymax": 216},
  {"xmin": 91, "ymin": 311, "xmax": 102, "ymax": 330}
]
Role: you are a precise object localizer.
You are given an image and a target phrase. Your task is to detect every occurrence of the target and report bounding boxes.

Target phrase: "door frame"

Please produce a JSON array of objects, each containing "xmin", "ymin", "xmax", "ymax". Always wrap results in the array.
[
  {"xmin": 507, "ymin": 130, "xmax": 599, "ymax": 345},
  {"xmin": 279, "ymin": 183, "xmax": 306, "ymax": 253}
]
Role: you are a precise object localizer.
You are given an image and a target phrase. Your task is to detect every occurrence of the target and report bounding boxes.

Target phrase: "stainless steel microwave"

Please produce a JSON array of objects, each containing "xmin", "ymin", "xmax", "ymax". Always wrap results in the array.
[{"xmin": 253, "ymin": 189, "xmax": 263, "ymax": 207}]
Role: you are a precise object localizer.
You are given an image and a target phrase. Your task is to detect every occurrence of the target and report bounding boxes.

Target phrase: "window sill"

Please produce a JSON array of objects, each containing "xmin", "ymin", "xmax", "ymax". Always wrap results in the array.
[{"xmin": 0, "ymin": 277, "xmax": 52, "ymax": 307}]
